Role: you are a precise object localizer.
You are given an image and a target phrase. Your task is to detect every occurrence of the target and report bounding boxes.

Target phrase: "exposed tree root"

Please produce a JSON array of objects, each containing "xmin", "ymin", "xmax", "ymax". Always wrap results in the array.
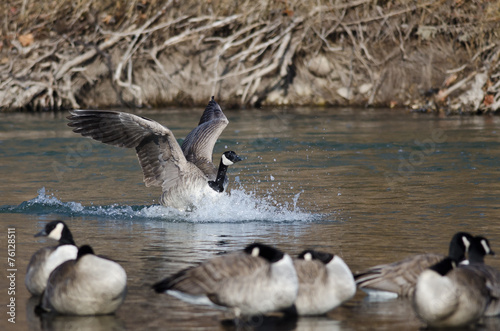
[{"xmin": 0, "ymin": 0, "xmax": 499, "ymax": 114}]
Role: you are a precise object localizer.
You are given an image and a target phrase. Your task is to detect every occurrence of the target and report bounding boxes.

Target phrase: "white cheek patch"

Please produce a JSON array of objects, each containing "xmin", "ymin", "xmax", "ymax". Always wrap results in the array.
[
  {"xmin": 222, "ymin": 154, "xmax": 234, "ymax": 166},
  {"xmin": 304, "ymin": 252, "xmax": 312, "ymax": 261},
  {"xmin": 481, "ymin": 239, "xmax": 491, "ymax": 254},
  {"xmin": 251, "ymin": 247, "xmax": 260, "ymax": 257},
  {"xmin": 462, "ymin": 236, "xmax": 471, "ymax": 250},
  {"xmin": 48, "ymin": 223, "xmax": 64, "ymax": 241}
]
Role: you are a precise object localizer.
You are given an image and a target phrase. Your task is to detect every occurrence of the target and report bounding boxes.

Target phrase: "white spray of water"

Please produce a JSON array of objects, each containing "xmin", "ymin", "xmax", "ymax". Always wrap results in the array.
[{"xmin": 19, "ymin": 187, "xmax": 320, "ymax": 223}]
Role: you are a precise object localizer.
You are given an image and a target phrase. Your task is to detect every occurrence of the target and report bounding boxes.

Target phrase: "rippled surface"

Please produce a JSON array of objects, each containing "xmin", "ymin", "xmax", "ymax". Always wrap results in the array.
[{"xmin": 1, "ymin": 108, "xmax": 500, "ymax": 330}]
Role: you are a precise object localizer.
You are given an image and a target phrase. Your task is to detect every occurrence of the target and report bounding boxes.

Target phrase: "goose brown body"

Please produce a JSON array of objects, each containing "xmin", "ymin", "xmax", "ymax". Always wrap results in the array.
[
  {"xmin": 291, "ymin": 250, "xmax": 355, "ymax": 316},
  {"xmin": 25, "ymin": 221, "xmax": 78, "ymax": 296},
  {"xmin": 153, "ymin": 243, "xmax": 298, "ymax": 316},
  {"xmin": 354, "ymin": 232, "xmax": 473, "ymax": 297},
  {"xmin": 41, "ymin": 245, "xmax": 127, "ymax": 315},
  {"xmin": 413, "ymin": 256, "xmax": 490, "ymax": 328}
]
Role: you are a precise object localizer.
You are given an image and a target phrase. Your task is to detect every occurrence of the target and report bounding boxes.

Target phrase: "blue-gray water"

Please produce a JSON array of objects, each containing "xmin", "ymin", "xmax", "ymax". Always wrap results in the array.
[{"xmin": 1, "ymin": 108, "xmax": 500, "ymax": 330}]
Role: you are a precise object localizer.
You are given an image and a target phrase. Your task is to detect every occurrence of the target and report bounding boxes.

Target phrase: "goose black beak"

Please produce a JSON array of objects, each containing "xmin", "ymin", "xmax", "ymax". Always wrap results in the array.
[
  {"xmin": 34, "ymin": 229, "xmax": 47, "ymax": 237},
  {"xmin": 235, "ymin": 155, "xmax": 243, "ymax": 163}
]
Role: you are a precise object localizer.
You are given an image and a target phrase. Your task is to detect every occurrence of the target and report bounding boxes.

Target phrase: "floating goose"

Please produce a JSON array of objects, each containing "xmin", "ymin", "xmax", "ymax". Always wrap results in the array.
[
  {"xmin": 354, "ymin": 232, "xmax": 473, "ymax": 297},
  {"xmin": 461, "ymin": 236, "xmax": 500, "ymax": 316},
  {"xmin": 413, "ymin": 254, "xmax": 491, "ymax": 327},
  {"xmin": 67, "ymin": 97, "xmax": 242, "ymax": 211},
  {"xmin": 25, "ymin": 221, "xmax": 78, "ymax": 296},
  {"xmin": 288, "ymin": 250, "xmax": 356, "ymax": 316},
  {"xmin": 152, "ymin": 243, "xmax": 298, "ymax": 317},
  {"xmin": 40, "ymin": 245, "xmax": 127, "ymax": 315}
]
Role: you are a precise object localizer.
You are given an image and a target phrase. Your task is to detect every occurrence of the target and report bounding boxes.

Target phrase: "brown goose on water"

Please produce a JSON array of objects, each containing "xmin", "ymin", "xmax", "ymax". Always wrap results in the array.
[
  {"xmin": 460, "ymin": 236, "xmax": 500, "ymax": 317},
  {"xmin": 152, "ymin": 243, "xmax": 299, "ymax": 317},
  {"xmin": 25, "ymin": 220, "xmax": 78, "ymax": 296},
  {"xmin": 40, "ymin": 245, "xmax": 127, "ymax": 315},
  {"xmin": 413, "ymin": 237, "xmax": 493, "ymax": 328},
  {"xmin": 67, "ymin": 97, "xmax": 242, "ymax": 211},
  {"xmin": 287, "ymin": 250, "xmax": 356, "ymax": 316},
  {"xmin": 354, "ymin": 232, "xmax": 473, "ymax": 297}
]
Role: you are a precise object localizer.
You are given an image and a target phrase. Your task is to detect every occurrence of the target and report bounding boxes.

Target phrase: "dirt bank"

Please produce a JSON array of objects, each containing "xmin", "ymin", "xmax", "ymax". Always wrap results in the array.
[{"xmin": 1, "ymin": 0, "xmax": 499, "ymax": 113}]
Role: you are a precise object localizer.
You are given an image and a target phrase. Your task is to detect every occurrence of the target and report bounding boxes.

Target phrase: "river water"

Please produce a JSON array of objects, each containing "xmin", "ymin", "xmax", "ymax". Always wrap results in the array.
[{"xmin": 1, "ymin": 107, "xmax": 500, "ymax": 330}]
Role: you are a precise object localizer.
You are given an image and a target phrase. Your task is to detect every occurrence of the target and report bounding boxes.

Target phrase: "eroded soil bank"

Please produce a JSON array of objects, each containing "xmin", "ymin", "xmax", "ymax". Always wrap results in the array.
[{"xmin": 1, "ymin": 0, "xmax": 499, "ymax": 113}]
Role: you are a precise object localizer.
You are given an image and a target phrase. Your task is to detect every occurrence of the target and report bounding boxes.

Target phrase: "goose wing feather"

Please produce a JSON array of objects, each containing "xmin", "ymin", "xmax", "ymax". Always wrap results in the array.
[
  {"xmin": 181, "ymin": 98, "xmax": 228, "ymax": 178},
  {"xmin": 67, "ymin": 110, "xmax": 187, "ymax": 189},
  {"xmin": 41, "ymin": 260, "xmax": 77, "ymax": 311},
  {"xmin": 153, "ymin": 252, "xmax": 267, "ymax": 295},
  {"xmin": 25, "ymin": 247, "xmax": 55, "ymax": 295},
  {"xmin": 27, "ymin": 247, "xmax": 54, "ymax": 271},
  {"xmin": 472, "ymin": 265, "xmax": 500, "ymax": 299},
  {"xmin": 355, "ymin": 253, "xmax": 445, "ymax": 296},
  {"xmin": 294, "ymin": 259, "xmax": 327, "ymax": 285},
  {"xmin": 462, "ymin": 263, "xmax": 500, "ymax": 316}
]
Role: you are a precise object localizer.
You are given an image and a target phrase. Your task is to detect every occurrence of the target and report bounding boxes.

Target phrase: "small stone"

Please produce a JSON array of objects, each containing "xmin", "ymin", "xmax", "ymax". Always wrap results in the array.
[
  {"xmin": 337, "ymin": 87, "xmax": 353, "ymax": 100},
  {"xmin": 307, "ymin": 55, "xmax": 332, "ymax": 77}
]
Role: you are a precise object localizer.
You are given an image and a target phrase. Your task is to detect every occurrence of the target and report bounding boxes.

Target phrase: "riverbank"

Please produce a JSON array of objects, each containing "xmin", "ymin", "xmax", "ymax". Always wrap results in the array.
[{"xmin": 1, "ymin": 0, "xmax": 499, "ymax": 113}]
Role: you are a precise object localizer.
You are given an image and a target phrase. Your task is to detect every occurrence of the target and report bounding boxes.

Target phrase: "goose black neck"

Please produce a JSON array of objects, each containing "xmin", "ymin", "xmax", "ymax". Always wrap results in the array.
[
  {"xmin": 59, "ymin": 227, "xmax": 76, "ymax": 246},
  {"xmin": 429, "ymin": 257, "xmax": 455, "ymax": 276},
  {"xmin": 208, "ymin": 158, "xmax": 228, "ymax": 193},
  {"xmin": 468, "ymin": 247, "xmax": 486, "ymax": 264},
  {"xmin": 448, "ymin": 243, "xmax": 466, "ymax": 262}
]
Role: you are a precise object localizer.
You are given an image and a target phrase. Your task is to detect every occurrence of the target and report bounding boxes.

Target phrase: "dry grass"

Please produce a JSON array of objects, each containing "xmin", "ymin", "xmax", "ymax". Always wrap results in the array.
[{"xmin": 1, "ymin": 0, "xmax": 499, "ymax": 112}]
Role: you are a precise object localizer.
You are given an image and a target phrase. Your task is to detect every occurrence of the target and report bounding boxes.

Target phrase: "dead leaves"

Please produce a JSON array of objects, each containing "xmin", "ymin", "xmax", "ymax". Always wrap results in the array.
[
  {"xmin": 484, "ymin": 94, "xmax": 494, "ymax": 106},
  {"xmin": 18, "ymin": 33, "xmax": 34, "ymax": 47}
]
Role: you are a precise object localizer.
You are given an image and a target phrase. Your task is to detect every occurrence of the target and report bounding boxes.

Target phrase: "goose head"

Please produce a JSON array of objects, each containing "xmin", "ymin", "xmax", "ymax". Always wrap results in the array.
[
  {"xmin": 221, "ymin": 151, "xmax": 243, "ymax": 166},
  {"xmin": 468, "ymin": 236, "xmax": 495, "ymax": 264},
  {"xmin": 298, "ymin": 249, "xmax": 334, "ymax": 264},
  {"xmin": 208, "ymin": 151, "xmax": 243, "ymax": 192},
  {"xmin": 35, "ymin": 220, "xmax": 75, "ymax": 245},
  {"xmin": 448, "ymin": 232, "xmax": 473, "ymax": 262},
  {"xmin": 244, "ymin": 243, "xmax": 285, "ymax": 263}
]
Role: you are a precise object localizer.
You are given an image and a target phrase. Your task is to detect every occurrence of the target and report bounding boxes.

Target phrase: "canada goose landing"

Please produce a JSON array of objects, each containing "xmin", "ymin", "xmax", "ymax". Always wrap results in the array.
[
  {"xmin": 354, "ymin": 232, "xmax": 473, "ymax": 297},
  {"xmin": 152, "ymin": 243, "xmax": 299, "ymax": 317},
  {"xmin": 413, "ymin": 255, "xmax": 490, "ymax": 328},
  {"xmin": 67, "ymin": 97, "xmax": 242, "ymax": 211},
  {"xmin": 25, "ymin": 221, "xmax": 78, "ymax": 296},
  {"xmin": 40, "ymin": 245, "xmax": 127, "ymax": 316},
  {"xmin": 287, "ymin": 250, "xmax": 356, "ymax": 316}
]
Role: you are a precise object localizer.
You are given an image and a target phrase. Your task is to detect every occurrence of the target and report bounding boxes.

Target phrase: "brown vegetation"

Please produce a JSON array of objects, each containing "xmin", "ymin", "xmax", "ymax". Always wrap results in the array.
[{"xmin": 0, "ymin": 0, "xmax": 499, "ymax": 113}]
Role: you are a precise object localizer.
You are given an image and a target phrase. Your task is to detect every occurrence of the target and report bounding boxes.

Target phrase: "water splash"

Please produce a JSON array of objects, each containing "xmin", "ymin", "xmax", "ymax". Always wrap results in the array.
[{"xmin": 0, "ymin": 187, "xmax": 321, "ymax": 223}]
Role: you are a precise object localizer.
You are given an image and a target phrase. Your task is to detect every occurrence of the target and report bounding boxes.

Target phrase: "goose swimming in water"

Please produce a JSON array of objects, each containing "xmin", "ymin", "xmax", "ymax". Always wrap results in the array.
[
  {"xmin": 67, "ymin": 97, "xmax": 242, "ymax": 211},
  {"xmin": 288, "ymin": 250, "xmax": 356, "ymax": 316},
  {"xmin": 354, "ymin": 232, "xmax": 473, "ymax": 298},
  {"xmin": 25, "ymin": 221, "xmax": 78, "ymax": 296},
  {"xmin": 152, "ymin": 243, "xmax": 298, "ymax": 317},
  {"xmin": 413, "ymin": 240, "xmax": 492, "ymax": 328},
  {"xmin": 460, "ymin": 236, "xmax": 500, "ymax": 317},
  {"xmin": 40, "ymin": 245, "xmax": 127, "ymax": 315}
]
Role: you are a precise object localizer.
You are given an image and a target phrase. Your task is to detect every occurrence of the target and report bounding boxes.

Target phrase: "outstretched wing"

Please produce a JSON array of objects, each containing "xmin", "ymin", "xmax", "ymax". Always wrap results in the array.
[
  {"xmin": 67, "ymin": 110, "xmax": 187, "ymax": 190},
  {"xmin": 181, "ymin": 97, "xmax": 229, "ymax": 178}
]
